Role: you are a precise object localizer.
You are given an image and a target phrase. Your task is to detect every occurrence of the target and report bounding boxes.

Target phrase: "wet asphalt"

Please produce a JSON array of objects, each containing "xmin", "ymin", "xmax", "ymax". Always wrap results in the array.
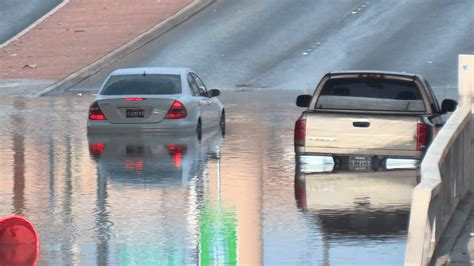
[{"xmin": 69, "ymin": 0, "xmax": 473, "ymax": 100}]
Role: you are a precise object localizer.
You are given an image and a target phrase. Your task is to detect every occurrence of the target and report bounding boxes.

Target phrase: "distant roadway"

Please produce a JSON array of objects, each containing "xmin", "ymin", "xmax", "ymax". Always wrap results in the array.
[{"xmin": 63, "ymin": 0, "xmax": 473, "ymax": 100}]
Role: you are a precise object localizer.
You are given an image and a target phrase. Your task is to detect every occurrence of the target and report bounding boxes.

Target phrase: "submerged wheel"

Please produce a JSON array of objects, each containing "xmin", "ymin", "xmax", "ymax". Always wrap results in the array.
[
  {"xmin": 219, "ymin": 110, "xmax": 226, "ymax": 136},
  {"xmin": 196, "ymin": 119, "xmax": 202, "ymax": 140}
]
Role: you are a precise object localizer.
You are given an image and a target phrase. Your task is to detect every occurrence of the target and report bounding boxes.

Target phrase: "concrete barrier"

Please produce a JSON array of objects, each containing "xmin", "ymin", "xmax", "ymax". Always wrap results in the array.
[{"xmin": 405, "ymin": 54, "xmax": 474, "ymax": 265}]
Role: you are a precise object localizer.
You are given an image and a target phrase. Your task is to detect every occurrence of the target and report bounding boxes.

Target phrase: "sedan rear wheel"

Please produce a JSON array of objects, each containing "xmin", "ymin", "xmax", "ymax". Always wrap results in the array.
[
  {"xmin": 220, "ymin": 110, "xmax": 226, "ymax": 136},
  {"xmin": 196, "ymin": 119, "xmax": 202, "ymax": 140}
]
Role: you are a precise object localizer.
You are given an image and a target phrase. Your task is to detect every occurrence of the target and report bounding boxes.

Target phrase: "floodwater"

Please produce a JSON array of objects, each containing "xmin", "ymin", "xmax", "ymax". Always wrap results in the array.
[{"xmin": 0, "ymin": 90, "xmax": 417, "ymax": 265}]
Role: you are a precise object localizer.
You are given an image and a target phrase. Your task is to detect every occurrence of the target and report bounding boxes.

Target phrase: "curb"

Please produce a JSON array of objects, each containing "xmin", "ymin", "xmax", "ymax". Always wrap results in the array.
[
  {"xmin": 0, "ymin": 0, "xmax": 70, "ymax": 49},
  {"xmin": 32, "ymin": 0, "xmax": 216, "ymax": 97}
]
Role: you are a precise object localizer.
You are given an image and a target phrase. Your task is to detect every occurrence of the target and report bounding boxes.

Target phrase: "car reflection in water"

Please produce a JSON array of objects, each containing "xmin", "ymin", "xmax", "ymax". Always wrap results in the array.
[
  {"xmin": 88, "ymin": 129, "xmax": 222, "ymax": 187},
  {"xmin": 87, "ymin": 129, "xmax": 222, "ymax": 264},
  {"xmin": 294, "ymin": 156, "xmax": 419, "ymax": 262}
]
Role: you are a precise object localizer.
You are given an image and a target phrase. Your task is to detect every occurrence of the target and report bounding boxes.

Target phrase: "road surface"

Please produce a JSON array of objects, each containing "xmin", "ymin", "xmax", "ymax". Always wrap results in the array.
[{"xmin": 0, "ymin": 0, "xmax": 62, "ymax": 44}]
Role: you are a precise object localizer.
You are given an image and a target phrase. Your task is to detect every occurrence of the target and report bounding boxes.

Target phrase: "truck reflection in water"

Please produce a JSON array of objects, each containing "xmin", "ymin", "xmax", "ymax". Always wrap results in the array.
[
  {"xmin": 88, "ymin": 129, "xmax": 222, "ymax": 187},
  {"xmin": 295, "ymin": 157, "xmax": 419, "ymax": 241}
]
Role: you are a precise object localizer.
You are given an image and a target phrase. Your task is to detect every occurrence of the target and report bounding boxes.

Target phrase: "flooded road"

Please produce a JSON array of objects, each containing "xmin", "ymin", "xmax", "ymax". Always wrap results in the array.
[{"xmin": 0, "ymin": 90, "xmax": 417, "ymax": 265}]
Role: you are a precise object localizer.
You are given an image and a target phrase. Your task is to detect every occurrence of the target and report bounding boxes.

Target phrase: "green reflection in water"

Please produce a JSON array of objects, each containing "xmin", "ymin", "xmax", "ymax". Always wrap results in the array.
[{"xmin": 199, "ymin": 201, "xmax": 238, "ymax": 266}]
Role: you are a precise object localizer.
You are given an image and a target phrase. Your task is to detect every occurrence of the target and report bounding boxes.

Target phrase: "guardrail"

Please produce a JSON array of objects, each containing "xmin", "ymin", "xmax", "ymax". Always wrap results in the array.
[{"xmin": 405, "ymin": 54, "xmax": 473, "ymax": 265}]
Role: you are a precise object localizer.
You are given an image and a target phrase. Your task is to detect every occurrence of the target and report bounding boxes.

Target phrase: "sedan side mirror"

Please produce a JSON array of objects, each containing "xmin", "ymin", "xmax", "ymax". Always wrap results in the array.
[
  {"xmin": 208, "ymin": 89, "xmax": 220, "ymax": 97},
  {"xmin": 296, "ymin": 95, "xmax": 312, "ymax": 107},
  {"xmin": 441, "ymin": 99, "xmax": 457, "ymax": 113}
]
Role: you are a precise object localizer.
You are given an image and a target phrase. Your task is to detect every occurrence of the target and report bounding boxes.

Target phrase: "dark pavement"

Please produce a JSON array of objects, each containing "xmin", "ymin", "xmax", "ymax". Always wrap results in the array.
[{"xmin": 0, "ymin": 0, "xmax": 62, "ymax": 45}]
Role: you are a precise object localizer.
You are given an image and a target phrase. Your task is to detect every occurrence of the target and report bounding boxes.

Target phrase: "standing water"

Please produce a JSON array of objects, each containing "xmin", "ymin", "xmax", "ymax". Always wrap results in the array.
[{"xmin": 0, "ymin": 90, "xmax": 416, "ymax": 265}]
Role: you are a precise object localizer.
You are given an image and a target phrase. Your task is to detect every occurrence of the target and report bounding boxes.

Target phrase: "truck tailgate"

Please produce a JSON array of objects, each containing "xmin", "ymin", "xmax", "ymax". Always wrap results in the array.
[{"xmin": 304, "ymin": 113, "xmax": 420, "ymax": 157}]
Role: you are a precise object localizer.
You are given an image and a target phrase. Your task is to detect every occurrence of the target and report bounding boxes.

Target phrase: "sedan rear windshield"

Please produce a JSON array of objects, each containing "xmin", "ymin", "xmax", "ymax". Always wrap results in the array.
[
  {"xmin": 315, "ymin": 78, "xmax": 426, "ymax": 112},
  {"xmin": 100, "ymin": 74, "xmax": 181, "ymax": 95}
]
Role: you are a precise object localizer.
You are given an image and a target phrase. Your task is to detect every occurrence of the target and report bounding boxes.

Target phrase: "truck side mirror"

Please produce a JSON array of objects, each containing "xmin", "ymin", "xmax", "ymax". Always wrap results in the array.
[
  {"xmin": 296, "ymin": 95, "xmax": 312, "ymax": 107},
  {"xmin": 441, "ymin": 99, "xmax": 457, "ymax": 113}
]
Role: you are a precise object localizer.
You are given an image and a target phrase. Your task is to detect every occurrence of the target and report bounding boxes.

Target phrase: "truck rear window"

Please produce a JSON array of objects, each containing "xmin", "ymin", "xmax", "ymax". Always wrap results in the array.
[
  {"xmin": 100, "ymin": 74, "xmax": 181, "ymax": 95},
  {"xmin": 315, "ymin": 78, "xmax": 426, "ymax": 112}
]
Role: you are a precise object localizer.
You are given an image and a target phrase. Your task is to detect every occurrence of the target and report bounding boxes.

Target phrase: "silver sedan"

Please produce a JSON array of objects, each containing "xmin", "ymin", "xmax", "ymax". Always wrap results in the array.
[{"xmin": 87, "ymin": 67, "xmax": 225, "ymax": 139}]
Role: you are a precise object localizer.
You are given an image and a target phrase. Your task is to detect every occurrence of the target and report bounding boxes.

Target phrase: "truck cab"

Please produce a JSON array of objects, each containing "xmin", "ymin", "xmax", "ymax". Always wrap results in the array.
[{"xmin": 294, "ymin": 71, "xmax": 457, "ymax": 165}]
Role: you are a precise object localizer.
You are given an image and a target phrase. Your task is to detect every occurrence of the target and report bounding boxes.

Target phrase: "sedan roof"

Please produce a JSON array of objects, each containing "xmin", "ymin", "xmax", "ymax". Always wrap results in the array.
[{"xmin": 109, "ymin": 67, "xmax": 191, "ymax": 76}]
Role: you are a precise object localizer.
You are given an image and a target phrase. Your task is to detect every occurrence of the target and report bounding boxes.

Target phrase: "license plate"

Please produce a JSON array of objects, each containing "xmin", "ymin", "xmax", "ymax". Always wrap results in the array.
[
  {"xmin": 126, "ymin": 144, "xmax": 145, "ymax": 157},
  {"xmin": 349, "ymin": 156, "xmax": 372, "ymax": 171},
  {"xmin": 126, "ymin": 109, "xmax": 144, "ymax": 118}
]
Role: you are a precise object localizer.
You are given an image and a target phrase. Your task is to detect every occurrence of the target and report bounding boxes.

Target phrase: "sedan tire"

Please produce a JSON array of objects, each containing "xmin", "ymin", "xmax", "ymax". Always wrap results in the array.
[
  {"xmin": 196, "ymin": 119, "xmax": 202, "ymax": 140},
  {"xmin": 220, "ymin": 110, "xmax": 226, "ymax": 136}
]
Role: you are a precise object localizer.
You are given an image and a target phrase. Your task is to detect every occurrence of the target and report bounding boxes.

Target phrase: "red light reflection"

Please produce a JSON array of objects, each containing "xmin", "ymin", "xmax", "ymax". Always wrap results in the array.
[
  {"xmin": 167, "ymin": 144, "xmax": 187, "ymax": 168},
  {"xmin": 89, "ymin": 143, "xmax": 105, "ymax": 154},
  {"xmin": 124, "ymin": 160, "xmax": 144, "ymax": 172},
  {"xmin": 172, "ymin": 153, "xmax": 182, "ymax": 167}
]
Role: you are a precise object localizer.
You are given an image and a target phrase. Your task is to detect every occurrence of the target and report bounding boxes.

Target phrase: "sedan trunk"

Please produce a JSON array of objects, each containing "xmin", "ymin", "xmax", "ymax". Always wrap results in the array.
[{"xmin": 97, "ymin": 96, "xmax": 177, "ymax": 124}]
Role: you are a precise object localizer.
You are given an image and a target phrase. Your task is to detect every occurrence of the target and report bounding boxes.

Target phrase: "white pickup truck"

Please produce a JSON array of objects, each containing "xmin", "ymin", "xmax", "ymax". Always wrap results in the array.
[{"xmin": 294, "ymin": 71, "xmax": 457, "ymax": 167}]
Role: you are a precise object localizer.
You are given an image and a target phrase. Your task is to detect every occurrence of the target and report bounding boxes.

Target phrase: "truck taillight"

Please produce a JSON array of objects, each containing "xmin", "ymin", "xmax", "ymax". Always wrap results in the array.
[
  {"xmin": 88, "ymin": 102, "xmax": 106, "ymax": 120},
  {"xmin": 294, "ymin": 118, "xmax": 306, "ymax": 146},
  {"xmin": 417, "ymin": 123, "xmax": 427, "ymax": 151},
  {"xmin": 165, "ymin": 100, "xmax": 187, "ymax": 119}
]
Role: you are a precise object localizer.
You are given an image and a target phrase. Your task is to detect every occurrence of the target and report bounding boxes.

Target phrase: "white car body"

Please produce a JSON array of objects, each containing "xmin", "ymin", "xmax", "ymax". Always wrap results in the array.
[{"xmin": 87, "ymin": 67, "xmax": 225, "ymax": 137}]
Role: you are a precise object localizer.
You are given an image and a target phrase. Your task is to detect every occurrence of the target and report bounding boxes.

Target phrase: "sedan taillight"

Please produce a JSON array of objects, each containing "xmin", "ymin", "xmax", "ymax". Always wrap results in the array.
[
  {"xmin": 165, "ymin": 100, "xmax": 187, "ymax": 119},
  {"xmin": 294, "ymin": 118, "xmax": 306, "ymax": 146},
  {"xmin": 88, "ymin": 102, "xmax": 106, "ymax": 120}
]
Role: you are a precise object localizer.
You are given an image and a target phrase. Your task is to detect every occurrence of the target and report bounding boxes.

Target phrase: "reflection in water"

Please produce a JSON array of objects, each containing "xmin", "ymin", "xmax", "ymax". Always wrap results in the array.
[
  {"xmin": 95, "ymin": 166, "xmax": 110, "ymax": 266},
  {"xmin": 0, "ymin": 91, "xmax": 419, "ymax": 264},
  {"xmin": 12, "ymin": 98, "xmax": 26, "ymax": 215},
  {"xmin": 87, "ymin": 129, "xmax": 223, "ymax": 264},
  {"xmin": 88, "ymin": 130, "xmax": 221, "ymax": 187},
  {"xmin": 295, "ymin": 165, "xmax": 418, "ymax": 264},
  {"xmin": 198, "ymin": 198, "xmax": 238, "ymax": 265}
]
